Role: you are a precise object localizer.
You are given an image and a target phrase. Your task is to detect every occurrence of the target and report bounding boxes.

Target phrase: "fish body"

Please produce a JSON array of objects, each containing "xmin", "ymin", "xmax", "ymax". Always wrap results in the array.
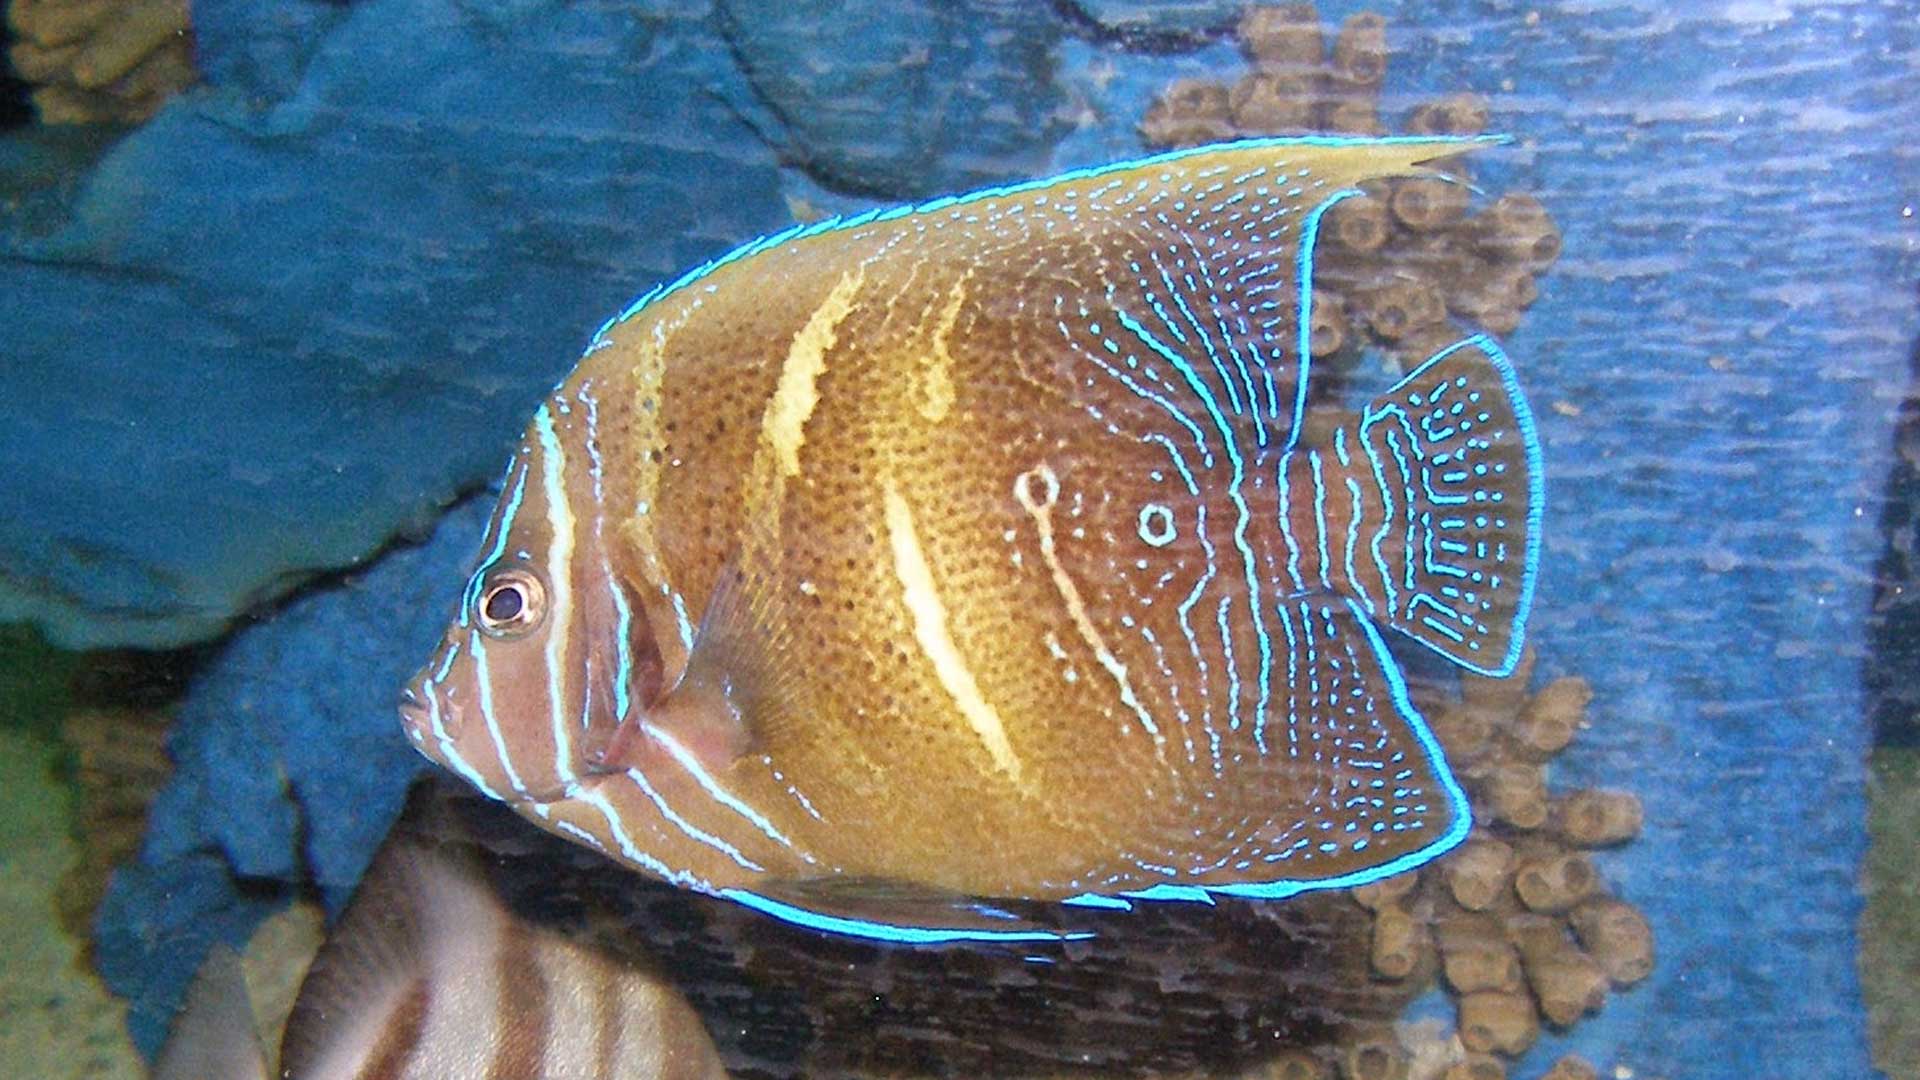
[
  {"xmin": 152, "ymin": 802, "xmax": 729, "ymax": 1080},
  {"xmin": 400, "ymin": 136, "xmax": 1543, "ymax": 941}
]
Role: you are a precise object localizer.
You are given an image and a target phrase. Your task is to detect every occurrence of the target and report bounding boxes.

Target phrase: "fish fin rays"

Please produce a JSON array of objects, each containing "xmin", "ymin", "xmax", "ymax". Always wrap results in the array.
[
  {"xmin": 1230, "ymin": 596, "xmax": 1470, "ymax": 892},
  {"xmin": 719, "ymin": 879, "xmax": 1094, "ymax": 945},
  {"xmin": 596, "ymin": 562, "xmax": 806, "ymax": 776},
  {"xmin": 278, "ymin": 826, "xmax": 475, "ymax": 1077},
  {"xmin": 1356, "ymin": 334, "xmax": 1543, "ymax": 677},
  {"xmin": 152, "ymin": 945, "xmax": 271, "ymax": 1080},
  {"xmin": 1042, "ymin": 137, "xmax": 1501, "ymax": 453},
  {"xmin": 1064, "ymin": 598, "xmax": 1468, "ymax": 907}
]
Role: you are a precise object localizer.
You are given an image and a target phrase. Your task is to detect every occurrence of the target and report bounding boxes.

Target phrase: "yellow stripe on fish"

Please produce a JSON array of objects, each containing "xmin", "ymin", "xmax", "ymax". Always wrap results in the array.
[{"xmin": 399, "ymin": 135, "xmax": 1546, "ymax": 942}]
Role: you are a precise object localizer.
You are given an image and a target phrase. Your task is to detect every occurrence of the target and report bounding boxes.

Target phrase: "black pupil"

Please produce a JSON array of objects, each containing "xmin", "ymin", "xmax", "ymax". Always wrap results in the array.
[{"xmin": 485, "ymin": 584, "xmax": 524, "ymax": 623}]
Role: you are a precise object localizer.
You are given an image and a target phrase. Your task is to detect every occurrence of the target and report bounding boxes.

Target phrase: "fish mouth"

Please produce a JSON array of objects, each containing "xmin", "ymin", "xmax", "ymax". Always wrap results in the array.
[{"xmin": 397, "ymin": 683, "xmax": 434, "ymax": 743}]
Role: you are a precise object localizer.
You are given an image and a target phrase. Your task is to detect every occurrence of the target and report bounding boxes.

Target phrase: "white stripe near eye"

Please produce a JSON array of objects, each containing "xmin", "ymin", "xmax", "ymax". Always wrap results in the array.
[
  {"xmin": 473, "ymin": 635, "xmax": 531, "ymax": 799},
  {"xmin": 427, "ymin": 688, "xmax": 504, "ymax": 802},
  {"xmin": 536, "ymin": 405, "xmax": 580, "ymax": 788}
]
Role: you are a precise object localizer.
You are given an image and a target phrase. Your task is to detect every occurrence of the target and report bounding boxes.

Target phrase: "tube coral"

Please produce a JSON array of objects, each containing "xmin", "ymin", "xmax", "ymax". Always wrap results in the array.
[{"xmin": 5, "ymin": 0, "xmax": 196, "ymax": 124}]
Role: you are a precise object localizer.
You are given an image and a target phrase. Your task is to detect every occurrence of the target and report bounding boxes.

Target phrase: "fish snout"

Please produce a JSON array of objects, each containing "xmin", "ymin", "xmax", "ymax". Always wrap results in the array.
[
  {"xmin": 397, "ymin": 674, "xmax": 462, "ymax": 750},
  {"xmin": 397, "ymin": 681, "xmax": 431, "ymax": 744}
]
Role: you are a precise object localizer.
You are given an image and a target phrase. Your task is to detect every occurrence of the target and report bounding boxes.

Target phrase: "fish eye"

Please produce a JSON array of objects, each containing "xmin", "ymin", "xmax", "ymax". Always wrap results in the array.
[{"xmin": 475, "ymin": 567, "xmax": 547, "ymax": 638}]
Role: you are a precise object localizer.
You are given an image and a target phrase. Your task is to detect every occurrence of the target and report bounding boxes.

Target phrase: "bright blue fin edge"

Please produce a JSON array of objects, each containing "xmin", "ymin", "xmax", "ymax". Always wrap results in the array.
[
  {"xmin": 717, "ymin": 887, "xmax": 1094, "ymax": 945},
  {"xmin": 1378, "ymin": 333, "xmax": 1545, "ymax": 679},
  {"xmin": 1083, "ymin": 600, "xmax": 1474, "ymax": 906},
  {"xmin": 587, "ymin": 134, "xmax": 1510, "ymax": 355}
]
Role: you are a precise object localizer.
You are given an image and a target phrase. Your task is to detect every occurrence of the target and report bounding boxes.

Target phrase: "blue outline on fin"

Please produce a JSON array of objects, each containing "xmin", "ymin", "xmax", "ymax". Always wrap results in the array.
[
  {"xmin": 1060, "ymin": 599, "xmax": 1472, "ymax": 908},
  {"xmin": 1385, "ymin": 333, "xmax": 1545, "ymax": 679},
  {"xmin": 1209, "ymin": 599, "xmax": 1472, "ymax": 899},
  {"xmin": 1285, "ymin": 186, "xmax": 1362, "ymax": 453},
  {"xmin": 719, "ymin": 888, "xmax": 1094, "ymax": 944},
  {"xmin": 1061, "ymin": 892, "xmax": 1134, "ymax": 911},
  {"xmin": 1118, "ymin": 883, "xmax": 1216, "ymax": 904},
  {"xmin": 588, "ymin": 134, "xmax": 1510, "ymax": 352}
]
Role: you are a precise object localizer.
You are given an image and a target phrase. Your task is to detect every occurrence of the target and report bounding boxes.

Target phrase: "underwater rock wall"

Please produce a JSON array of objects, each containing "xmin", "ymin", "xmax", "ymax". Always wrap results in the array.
[
  {"xmin": 718, "ymin": 0, "xmax": 1069, "ymax": 198},
  {"xmin": 0, "ymin": 0, "xmax": 791, "ymax": 648},
  {"xmin": 94, "ymin": 495, "xmax": 487, "ymax": 1050}
]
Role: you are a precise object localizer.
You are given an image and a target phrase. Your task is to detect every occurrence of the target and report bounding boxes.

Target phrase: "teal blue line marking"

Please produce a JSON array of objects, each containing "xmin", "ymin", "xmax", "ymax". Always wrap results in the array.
[
  {"xmin": 462, "ymin": 461, "xmax": 529, "ymax": 627},
  {"xmin": 1115, "ymin": 304, "xmax": 1273, "ymax": 748},
  {"xmin": 471, "ymin": 635, "xmax": 531, "ymax": 798},
  {"xmin": 609, "ymin": 579, "xmax": 633, "ymax": 722},
  {"xmin": 590, "ymin": 134, "xmax": 1504, "ymax": 351},
  {"xmin": 623, "ymin": 768, "xmax": 762, "ymax": 873},
  {"xmin": 1287, "ymin": 187, "xmax": 1360, "ymax": 450},
  {"xmin": 720, "ymin": 889, "xmax": 1092, "ymax": 944}
]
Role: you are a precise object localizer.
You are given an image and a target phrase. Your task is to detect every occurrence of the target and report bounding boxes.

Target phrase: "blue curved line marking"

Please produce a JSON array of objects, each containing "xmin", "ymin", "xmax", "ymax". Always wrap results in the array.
[
  {"xmin": 533, "ymin": 405, "xmax": 578, "ymax": 787},
  {"xmin": 645, "ymin": 725, "xmax": 813, "ymax": 865},
  {"xmin": 1115, "ymin": 305, "xmax": 1273, "ymax": 748},
  {"xmin": 590, "ymin": 134, "xmax": 1506, "ymax": 350},
  {"xmin": 720, "ymin": 889, "xmax": 1092, "ymax": 944},
  {"xmin": 461, "ymin": 461, "xmax": 529, "ymax": 627},
  {"xmin": 608, "ymin": 579, "xmax": 634, "ymax": 722},
  {"xmin": 1387, "ymin": 335, "xmax": 1544, "ymax": 678},
  {"xmin": 1208, "ymin": 600, "xmax": 1471, "ymax": 899},
  {"xmin": 1286, "ymin": 186, "xmax": 1362, "ymax": 451},
  {"xmin": 623, "ymin": 768, "xmax": 763, "ymax": 873}
]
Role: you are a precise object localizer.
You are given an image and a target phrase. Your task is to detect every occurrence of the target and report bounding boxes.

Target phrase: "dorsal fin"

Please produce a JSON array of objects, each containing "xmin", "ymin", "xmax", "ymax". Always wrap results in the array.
[
  {"xmin": 151, "ymin": 945, "xmax": 270, "ymax": 1080},
  {"xmin": 967, "ymin": 135, "xmax": 1503, "ymax": 453}
]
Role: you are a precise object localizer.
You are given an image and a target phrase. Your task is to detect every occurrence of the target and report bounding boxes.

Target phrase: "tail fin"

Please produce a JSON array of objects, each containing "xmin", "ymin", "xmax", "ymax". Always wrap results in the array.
[{"xmin": 1354, "ymin": 334, "xmax": 1542, "ymax": 676}]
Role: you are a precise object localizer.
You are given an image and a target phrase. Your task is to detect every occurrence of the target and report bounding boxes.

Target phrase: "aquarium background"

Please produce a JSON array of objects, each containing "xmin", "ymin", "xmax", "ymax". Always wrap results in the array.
[{"xmin": 1, "ymin": 1, "xmax": 1916, "ymax": 1078}]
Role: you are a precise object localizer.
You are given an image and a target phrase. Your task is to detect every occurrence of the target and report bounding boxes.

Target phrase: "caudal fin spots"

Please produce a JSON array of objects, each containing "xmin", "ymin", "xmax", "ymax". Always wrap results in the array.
[{"xmin": 1353, "ymin": 334, "xmax": 1542, "ymax": 676}]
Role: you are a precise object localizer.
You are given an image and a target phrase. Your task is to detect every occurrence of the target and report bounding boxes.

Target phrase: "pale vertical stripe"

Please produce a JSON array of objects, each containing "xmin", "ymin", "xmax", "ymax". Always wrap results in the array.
[
  {"xmin": 535, "ymin": 940, "xmax": 605, "ymax": 1080},
  {"xmin": 920, "ymin": 274, "xmax": 968, "ymax": 422},
  {"xmin": 608, "ymin": 976, "xmax": 676, "ymax": 1078},
  {"xmin": 534, "ymin": 405, "xmax": 580, "ymax": 787},
  {"xmin": 883, "ymin": 483, "xmax": 1025, "ymax": 785},
  {"xmin": 406, "ymin": 857, "xmax": 508, "ymax": 1079},
  {"xmin": 762, "ymin": 267, "xmax": 866, "ymax": 477}
]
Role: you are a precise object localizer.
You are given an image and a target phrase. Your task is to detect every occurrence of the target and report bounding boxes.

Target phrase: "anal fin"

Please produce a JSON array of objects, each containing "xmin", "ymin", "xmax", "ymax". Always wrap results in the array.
[{"xmin": 719, "ymin": 878, "xmax": 1093, "ymax": 945}]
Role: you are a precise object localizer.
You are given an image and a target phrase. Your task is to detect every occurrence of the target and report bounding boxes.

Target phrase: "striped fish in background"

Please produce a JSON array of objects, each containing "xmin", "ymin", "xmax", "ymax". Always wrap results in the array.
[
  {"xmin": 398, "ymin": 136, "xmax": 1544, "ymax": 943},
  {"xmin": 152, "ymin": 796, "xmax": 728, "ymax": 1080}
]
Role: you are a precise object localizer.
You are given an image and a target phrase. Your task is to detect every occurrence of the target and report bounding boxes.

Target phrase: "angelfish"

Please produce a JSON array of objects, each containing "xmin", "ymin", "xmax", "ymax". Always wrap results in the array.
[{"xmin": 398, "ymin": 136, "xmax": 1544, "ymax": 943}]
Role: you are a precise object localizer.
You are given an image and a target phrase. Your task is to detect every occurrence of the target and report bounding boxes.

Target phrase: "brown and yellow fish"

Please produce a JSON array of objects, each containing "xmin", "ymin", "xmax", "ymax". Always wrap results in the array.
[{"xmin": 399, "ymin": 136, "xmax": 1544, "ymax": 942}]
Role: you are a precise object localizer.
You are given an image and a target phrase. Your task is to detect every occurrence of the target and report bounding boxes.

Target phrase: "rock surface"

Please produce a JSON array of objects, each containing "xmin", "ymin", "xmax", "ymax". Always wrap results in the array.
[
  {"xmin": 0, "ymin": 0, "xmax": 791, "ymax": 649},
  {"xmin": 719, "ymin": 0, "xmax": 1070, "ymax": 198},
  {"xmin": 94, "ymin": 494, "xmax": 488, "ymax": 1052}
]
